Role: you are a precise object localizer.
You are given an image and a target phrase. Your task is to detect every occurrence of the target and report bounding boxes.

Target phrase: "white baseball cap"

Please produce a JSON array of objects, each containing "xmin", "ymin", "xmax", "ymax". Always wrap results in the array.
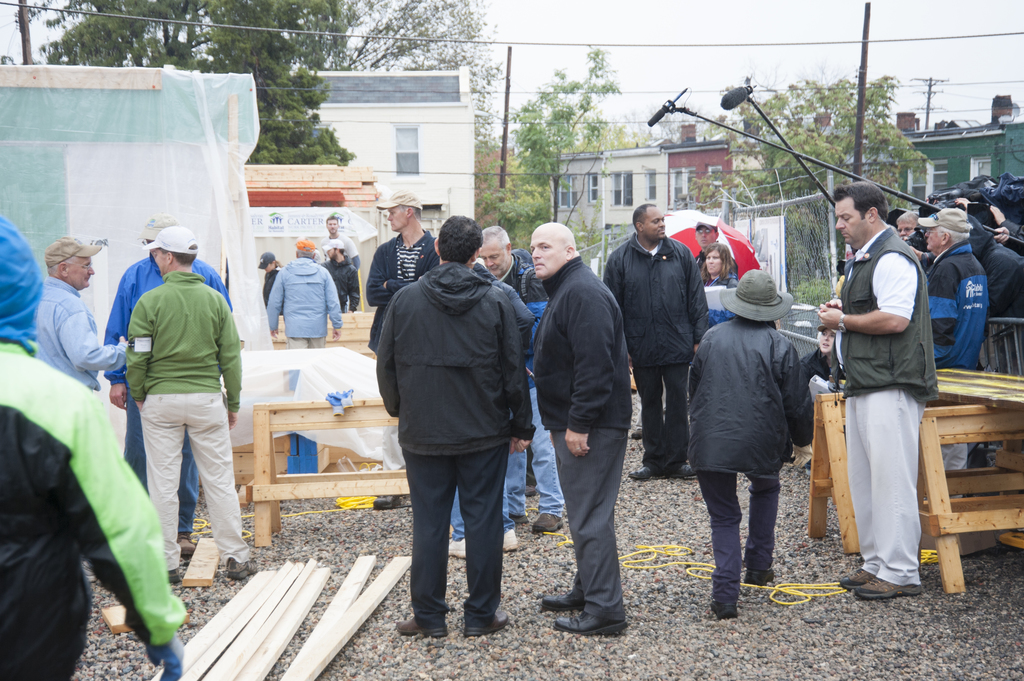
[
  {"xmin": 145, "ymin": 225, "xmax": 199, "ymax": 254},
  {"xmin": 324, "ymin": 239, "xmax": 348, "ymax": 253}
]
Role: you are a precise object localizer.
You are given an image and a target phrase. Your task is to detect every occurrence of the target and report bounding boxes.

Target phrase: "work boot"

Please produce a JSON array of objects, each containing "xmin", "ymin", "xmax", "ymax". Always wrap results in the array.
[
  {"xmin": 744, "ymin": 567, "xmax": 775, "ymax": 586},
  {"xmin": 168, "ymin": 567, "xmax": 181, "ymax": 584},
  {"xmin": 177, "ymin": 532, "xmax": 196, "ymax": 558},
  {"xmin": 532, "ymin": 513, "xmax": 563, "ymax": 534},
  {"xmin": 225, "ymin": 558, "xmax": 256, "ymax": 580},
  {"xmin": 372, "ymin": 495, "xmax": 409, "ymax": 510}
]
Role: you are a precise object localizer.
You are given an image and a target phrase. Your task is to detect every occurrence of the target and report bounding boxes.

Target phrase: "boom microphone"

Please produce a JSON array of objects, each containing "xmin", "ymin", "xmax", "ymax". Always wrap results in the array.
[
  {"xmin": 721, "ymin": 85, "xmax": 753, "ymax": 111},
  {"xmin": 647, "ymin": 103, "xmax": 671, "ymax": 128}
]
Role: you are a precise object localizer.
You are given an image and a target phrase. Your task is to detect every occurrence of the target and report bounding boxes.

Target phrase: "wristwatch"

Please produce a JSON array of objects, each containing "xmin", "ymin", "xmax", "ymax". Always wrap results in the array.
[{"xmin": 837, "ymin": 314, "xmax": 847, "ymax": 333}]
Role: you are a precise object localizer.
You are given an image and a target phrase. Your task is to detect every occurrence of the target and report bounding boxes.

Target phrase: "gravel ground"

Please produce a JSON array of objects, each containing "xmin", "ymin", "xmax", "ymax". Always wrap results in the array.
[{"xmin": 78, "ymin": 403, "xmax": 1024, "ymax": 680}]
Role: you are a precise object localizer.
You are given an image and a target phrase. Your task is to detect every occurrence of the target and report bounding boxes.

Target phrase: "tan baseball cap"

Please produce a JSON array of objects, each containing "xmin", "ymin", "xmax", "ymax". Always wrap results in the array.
[
  {"xmin": 139, "ymin": 213, "xmax": 180, "ymax": 241},
  {"xmin": 44, "ymin": 236, "xmax": 102, "ymax": 268},
  {"xmin": 377, "ymin": 189, "xmax": 422, "ymax": 210},
  {"xmin": 918, "ymin": 208, "xmax": 970, "ymax": 234}
]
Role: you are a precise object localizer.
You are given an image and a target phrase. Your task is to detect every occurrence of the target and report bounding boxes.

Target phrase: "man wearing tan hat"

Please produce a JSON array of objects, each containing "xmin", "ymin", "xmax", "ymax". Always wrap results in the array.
[
  {"xmin": 104, "ymin": 212, "xmax": 231, "ymax": 559},
  {"xmin": 919, "ymin": 207, "xmax": 988, "ymax": 470},
  {"xmin": 366, "ymin": 190, "xmax": 440, "ymax": 510},
  {"xmin": 266, "ymin": 238, "xmax": 343, "ymax": 348},
  {"xmin": 36, "ymin": 237, "xmax": 126, "ymax": 390}
]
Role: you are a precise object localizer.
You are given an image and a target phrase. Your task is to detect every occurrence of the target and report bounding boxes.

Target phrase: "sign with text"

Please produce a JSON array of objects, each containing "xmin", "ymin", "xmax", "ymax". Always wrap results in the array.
[{"xmin": 249, "ymin": 207, "xmax": 375, "ymax": 242}]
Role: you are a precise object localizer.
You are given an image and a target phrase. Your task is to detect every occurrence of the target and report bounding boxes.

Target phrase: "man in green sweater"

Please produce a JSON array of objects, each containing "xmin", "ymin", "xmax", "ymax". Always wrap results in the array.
[{"xmin": 127, "ymin": 225, "xmax": 253, "ymax": 582}]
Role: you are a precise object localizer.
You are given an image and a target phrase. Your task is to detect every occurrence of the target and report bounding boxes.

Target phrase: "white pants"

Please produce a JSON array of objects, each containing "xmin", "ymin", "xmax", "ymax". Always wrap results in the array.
[
  {"xmin": 846, "ymin": 389, "xmax": 926, "ymax": 586},
  {"xmin": 140, "ymin": 393, "xmax": 250, "ymax": 570},
  {"xmin": 941, "ymin": 443, "xmax": 968, "ymax": 470},
  {"xmin": 382, "ymin": 426, "xmax": 405, "ymax": 471}
]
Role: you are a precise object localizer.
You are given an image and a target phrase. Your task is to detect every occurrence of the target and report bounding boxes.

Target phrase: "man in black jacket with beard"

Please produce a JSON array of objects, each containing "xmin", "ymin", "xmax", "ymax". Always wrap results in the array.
[
  {"xmin": 377, "ymin": 215, "xmax": 534, "ymax": 639},
  {"xmin": 604, "ymin": 203, "xmax": 708, "ymax": 480},
  {"xmin": 532, "ymin": 222, "xmax": 632, "ymax": 636}
]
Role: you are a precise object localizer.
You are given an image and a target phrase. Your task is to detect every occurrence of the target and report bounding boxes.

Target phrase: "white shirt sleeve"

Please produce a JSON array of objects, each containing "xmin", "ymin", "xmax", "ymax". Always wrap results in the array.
[{"xmin": 871, "ymin": 252, "xmax": 918, "ymax": 320}]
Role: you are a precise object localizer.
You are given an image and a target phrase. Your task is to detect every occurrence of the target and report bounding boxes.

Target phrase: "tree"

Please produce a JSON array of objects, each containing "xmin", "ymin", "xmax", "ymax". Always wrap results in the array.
[
  {"xmin": 474, "ymin": 140, "xmax": 549, "ymax": 248},
  {"xmin": 41, "ymin": 0, "xmax": 356, "ymax": 165},
  {"xmin": 512, "ymin": 48, "xmax": 620, "ymax": 225}
]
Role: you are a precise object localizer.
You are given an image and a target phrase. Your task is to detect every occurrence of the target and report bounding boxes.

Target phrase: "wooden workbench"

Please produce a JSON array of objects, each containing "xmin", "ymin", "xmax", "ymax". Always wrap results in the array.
[
  {"xmin": 252, "ymin": 398, "xmax": 404, "ymax": 547},
  {"xmin": 808, "ymin": 370, "xmax": 1024, "ymax": 594}
]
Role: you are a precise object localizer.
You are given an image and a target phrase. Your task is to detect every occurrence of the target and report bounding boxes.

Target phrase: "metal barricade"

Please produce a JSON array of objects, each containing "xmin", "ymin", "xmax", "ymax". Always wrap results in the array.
[{"xmin": 982, "ymin": 318, "xmax": 1024, "ymax": 376}]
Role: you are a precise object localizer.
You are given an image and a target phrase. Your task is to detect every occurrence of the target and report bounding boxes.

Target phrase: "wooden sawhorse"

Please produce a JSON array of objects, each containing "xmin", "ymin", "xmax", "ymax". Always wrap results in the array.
[
  {"xmin": 252, "ymin": 398, "xmax": 404, "ymax": 547},
  {"xmin": 807, "ymin": 379, "xmax": 1024, "ymax": 594}
]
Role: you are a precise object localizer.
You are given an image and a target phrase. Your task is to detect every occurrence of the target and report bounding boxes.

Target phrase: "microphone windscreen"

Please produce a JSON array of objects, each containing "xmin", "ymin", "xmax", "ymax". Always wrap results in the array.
[
  {"xmin": 721, "ymin": 87, "xmax": 750, "ymax": 111},
  {"xmin": 647, "ymin": 105, "xmax": 669, "ymax": 128}
]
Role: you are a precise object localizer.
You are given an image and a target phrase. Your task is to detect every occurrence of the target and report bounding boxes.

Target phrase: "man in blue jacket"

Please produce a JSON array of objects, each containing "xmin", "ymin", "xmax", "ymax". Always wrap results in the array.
[
  {"xmin": 104, "ymin": 213, "xmax": 231, "ymax": 559},
  {"xmin": 267, "ymin": 239, "xmax": 343, "ymax": 348},
  {"xmin": 920, "ymin": 208, "xmax": 988, "ymax": 470}
]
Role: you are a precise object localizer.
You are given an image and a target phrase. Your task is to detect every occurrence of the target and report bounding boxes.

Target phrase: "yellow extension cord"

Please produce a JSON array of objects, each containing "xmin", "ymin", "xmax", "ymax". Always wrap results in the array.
[{"xmin": 188, "ymin": 502, "xmax": 942, "ymax": 605}]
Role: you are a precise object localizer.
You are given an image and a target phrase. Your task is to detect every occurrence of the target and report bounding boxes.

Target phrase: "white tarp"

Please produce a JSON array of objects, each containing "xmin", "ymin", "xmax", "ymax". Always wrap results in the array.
[{"xmin": 233, "ymin": 348, "xmax": 388, "ymax": 461}]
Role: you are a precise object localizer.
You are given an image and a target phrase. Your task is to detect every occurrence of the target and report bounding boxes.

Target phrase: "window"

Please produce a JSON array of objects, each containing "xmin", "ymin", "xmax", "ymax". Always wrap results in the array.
[
  {"xmin": 612, "ymin": 172, "xmax": 633, "ymax": 206},
  {"xmin": 671, "ymin": 168, "xmax": 693, "ymax": 204},
  {"xmin": 932, "ymin": 159, "xmax": 948, "ymax": 193},
  {"xmin": 558, "ymin": 176, "xmax": 573, "ymax": 208},
  {"xmin": 708, "ymin": 165, "xmax": 723, "ymax": 187},
  {"xmin": 588, "ymin": 174, "xmax": 599, "ymax": 203},
  {"xmin": 395, "ymin": 126, "xmax": 420, "ymax": 175},
  {"xmin": 971, "ymin": 157, "xmax": 992, "ymax": 178},
  {"xmin": 909, "ymin": 168, "xmax": 928, "ymax": 200},
  {"xmin": 645, "ymin": 170, "xmax": 657, "ymax": 201}
]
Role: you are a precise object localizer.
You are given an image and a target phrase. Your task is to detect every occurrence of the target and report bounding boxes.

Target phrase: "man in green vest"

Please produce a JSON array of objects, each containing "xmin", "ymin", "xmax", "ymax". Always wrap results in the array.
[{"xmin": 818, "ymin": 182, "xmax": 937, "ymax": 600}]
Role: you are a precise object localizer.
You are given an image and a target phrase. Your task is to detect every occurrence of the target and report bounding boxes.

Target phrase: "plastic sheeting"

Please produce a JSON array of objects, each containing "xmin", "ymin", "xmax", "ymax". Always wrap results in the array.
[
  {"xmin": 0, "ymin": 65, "xmax": 271, "ymax": 355},
  {"xmin": 233, "ymin": 348, "xmax": 388, "ymax": 461}
]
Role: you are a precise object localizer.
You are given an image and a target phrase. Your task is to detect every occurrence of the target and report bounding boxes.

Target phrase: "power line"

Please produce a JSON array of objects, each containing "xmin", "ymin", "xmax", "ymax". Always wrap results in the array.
[{"xmin": 5, "ymin": 1, "xmax": 1024, "ymax": 49}]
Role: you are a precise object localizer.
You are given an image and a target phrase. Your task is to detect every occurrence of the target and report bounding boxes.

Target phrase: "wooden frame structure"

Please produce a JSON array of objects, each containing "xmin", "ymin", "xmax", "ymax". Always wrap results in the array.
[
  {"xmin": 808, "ymin": 370, "xmax": 1024, "ymax": 594},
  {"xmin": 252, "ymin": 398, "xmax": 405, "ymax": 547}
]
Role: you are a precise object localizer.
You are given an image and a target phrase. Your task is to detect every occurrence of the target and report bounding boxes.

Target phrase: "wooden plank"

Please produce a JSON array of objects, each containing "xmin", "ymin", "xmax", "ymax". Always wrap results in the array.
[
  {"xmin": 261, "ymin": 398, "xmax": 385, "ymax": 412},
  {"xmin": 265, "ymin": 404, "xmax": 397, "ymax": 432},
  {"xmin": 178, "ymin": 563, "xmax": 300, "ymax": 681},
  {"xmin": 254, "ymin": 406, "xmax": 274, "ymax": 548},
  {"xmin": 297, "ymin": 556, "xmax": 377, "ymax": 654},
  {"xmin": 934, "ymin": 508, "xmax": 1024, "ymax": 532},
  {"xmin": 807, "ymin": 400, "xmax": 831, "ymax": 537},
  {"xmin": 152, "ymin": 570, "xmax": 275, "ymax": 681},
  {"xmin": 233, "ymin": 567, "xmax": 332, "ymax": 681},
  {"xmin": 0, "ymin": 65, "xmax": 162, "ymax": 90},
  {"xmin": 103, "ymin": 606, "xmax": 189, "ymax": 634},
  {"xmin": 252, "ymin": 478, "xmax": 410, "ymax": 502},
  {"xmin": 276, "ymin": 470, "xmax": 407, "ymax": 485},
  {"xmin": 280, "ymin": 557, "xmax": 412, "ymax": 681},
  {"xmin": 946, "ymin": 471, "xmax": 1024, "ymax": 496},
  {"xmin": 182, "ymin": 538, "xmax": 220, "ymax": 587},
  {"xmin": 918, "ymin": 417, "xmax": 965, "ymax": 594},
  {"xmin": 821, "ymin": 398, "xmax": 859, "ymax": 553},
  {"xmin": 204, "ymin": 559, "xmax": 318, "ymax": 681},
  {"xmin": 995, "ymin": 450, "xmax": 1024, "ymax": 472}
]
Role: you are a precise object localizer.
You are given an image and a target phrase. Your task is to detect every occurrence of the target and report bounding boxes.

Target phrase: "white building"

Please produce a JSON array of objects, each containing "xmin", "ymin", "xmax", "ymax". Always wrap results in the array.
[
  {"xmin": 317, "ymin": 68, "xmax": 475, "ymax": 238},
  {"xmin": 559, "ymin": 145, "xmax": 667, "ymax": 230}
]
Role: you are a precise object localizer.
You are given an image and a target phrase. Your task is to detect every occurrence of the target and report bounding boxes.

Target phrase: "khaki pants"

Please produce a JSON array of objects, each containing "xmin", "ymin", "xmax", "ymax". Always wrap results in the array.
[
  {"xmin": 140, "ymin": 392, "xmax": 250, "ymax": 570},
  {"xmin": 286, "ymin": 336, "xmax": 326, "ymax": 349}
]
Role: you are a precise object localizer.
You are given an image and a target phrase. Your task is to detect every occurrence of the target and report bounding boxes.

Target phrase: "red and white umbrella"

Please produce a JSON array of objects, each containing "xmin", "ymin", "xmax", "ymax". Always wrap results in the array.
[{"xmin": 664, "ymin": 210, "xmax": 760, "ymax": 278}]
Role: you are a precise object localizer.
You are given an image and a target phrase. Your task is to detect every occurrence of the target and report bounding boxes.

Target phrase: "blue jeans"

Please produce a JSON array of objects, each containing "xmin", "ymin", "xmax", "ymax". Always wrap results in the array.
[
  {"xmin": 450, "ymin": 452, "xmax": 516, "ymax": 541},
  {"xmin": 125, "ymin": 386, "xmax": 200, "ymax": 534},
  {"xmin": 529, "ymin": 386, "xmax": 564, "ymax": 516}
]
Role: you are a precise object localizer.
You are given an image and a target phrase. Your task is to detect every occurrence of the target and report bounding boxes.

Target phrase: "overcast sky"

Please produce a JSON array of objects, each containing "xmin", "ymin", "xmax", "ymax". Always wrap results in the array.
[
  {"xmin": 487, "ymin": 0, "xmax": 1024, "ymax": 132},
  {"xmin": 3, "ymin": 0, "xmax": 1021, "ymax": 132}
]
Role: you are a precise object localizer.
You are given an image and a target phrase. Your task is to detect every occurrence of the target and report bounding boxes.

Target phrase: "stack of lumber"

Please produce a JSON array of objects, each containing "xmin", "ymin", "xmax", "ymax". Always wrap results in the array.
[{"xmin": 146, "ymin": 555, "xmax": 410, "ymax": 681}]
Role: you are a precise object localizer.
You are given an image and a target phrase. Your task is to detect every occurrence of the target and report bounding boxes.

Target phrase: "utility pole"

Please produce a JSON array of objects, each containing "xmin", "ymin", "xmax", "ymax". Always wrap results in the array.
[
  {"xmin": 911, "ymin": 77, "xmax": 947, "ymax": 131},
  {"xmin": 852, "ymin": 2, "xmax": 870, "ymax": 177},
  {"xmin": 18, "ymin": 0, "xmax": 32, "ymax": 65},
  {"xmin": 499, "ymin": 46, "xmax": 512, "ymax": 190}
]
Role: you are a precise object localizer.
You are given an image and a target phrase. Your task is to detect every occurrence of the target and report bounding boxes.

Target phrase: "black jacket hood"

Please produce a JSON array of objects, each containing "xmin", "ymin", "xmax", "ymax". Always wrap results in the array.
[{"xmin": 420, "ymin": 262, "xmax": 491, "ymax": 315}]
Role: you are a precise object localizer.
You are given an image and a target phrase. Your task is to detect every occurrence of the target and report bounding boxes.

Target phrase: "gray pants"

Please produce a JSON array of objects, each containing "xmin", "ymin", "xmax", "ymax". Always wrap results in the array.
[{"xmin": 552, "ymin": 427, "xmax": 627, "ymax": 620}]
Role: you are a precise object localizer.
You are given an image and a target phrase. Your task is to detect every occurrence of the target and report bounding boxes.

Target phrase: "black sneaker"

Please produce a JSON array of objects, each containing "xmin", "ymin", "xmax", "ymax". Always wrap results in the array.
[
  {"xmin": 168, "ymin": 568, "xmax": 181, "ymax": 584},
  {"xmin": 665, "ymin": 464, "xmax": 697, "ymax": 479},
  {"xmin": 225, "ymin": 558, "xmax": 256, "ymax": 580},
  {"xmin": 372, "ymin": 495, "xmax": 409, "ymax": 510},
  {"xmin": 711, "ymin": 600, "xmax": 737, "ymax": 620},
  {"xmin": 744, "ymin": 568, "xmax": 775, "ymax": 586}
]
